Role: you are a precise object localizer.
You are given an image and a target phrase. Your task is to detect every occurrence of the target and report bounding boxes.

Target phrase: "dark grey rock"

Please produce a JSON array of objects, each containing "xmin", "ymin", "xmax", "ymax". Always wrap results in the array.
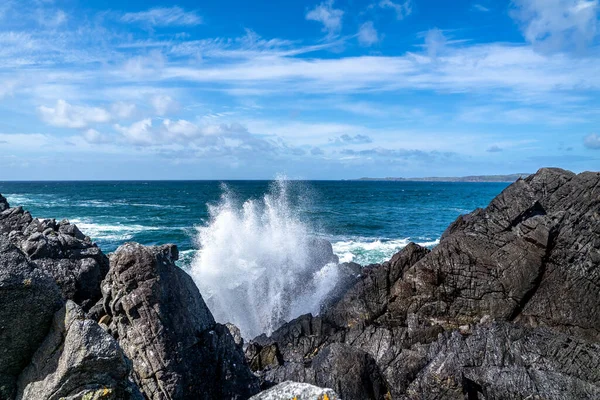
[
  {"xmin": 0, "ymin": 195, "xmax": 8, "ymax": 212},
  {"xmin": 16, "ymin": 301, "xmax": 142, "ymax": 400},
  {"xmin": 407, "ymin": 322, "xmax": 600, "ymax": 400},
  {"xmin": 0, "ymin": 198, "xmax": 109, "ymax": 311},
  {"xmin": 102, "ymin": 242, "xmax": 259, "ymax": 400},
  {"xmin": 0, "ymin": 235, "xmax": 63, "ymax": 399}
]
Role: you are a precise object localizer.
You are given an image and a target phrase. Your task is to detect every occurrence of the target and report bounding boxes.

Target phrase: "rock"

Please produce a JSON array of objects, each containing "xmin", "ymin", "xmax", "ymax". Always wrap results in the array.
[
  {"xmin": 246, "ymin": 343, "xmax": 283, "ymax": 372},
  {"xmin": 0, "ymin": 195, "xmax": 8, "ymax": 212},
  {"xmin": 0, "ymin": 198, "xmax": 109, "ymax": 311},
  {"xmin": 16, "ymin": 301, "xmax": 142, "ymax": 400},
  {"xmin": 324, "ymin": 242, "xmax": 430, "ymax": 328},
  {"xmin": 248, "ymin": 168, "xmax": 600, "ymax": 399},
  {"xmin": 0, "ymin": 235, "xmax": 63, "ymax": 399},
  {"xmin": 250, "ymin": 381, "xmax": 340, "ymax": 400},
  {"xmin": 101, "ymin": 242, "xmax": 259, "ymax": 400},
  {"xmin": 407, "ymin": 322, "xmax": 600, "ymax": 399},
  {"xmin": 261, "ymin": 343, "xmax": 389, "ymax": 400},
  {"xmin": 226, "ymin": 322, "xmax": 244, "ymax": 348}
]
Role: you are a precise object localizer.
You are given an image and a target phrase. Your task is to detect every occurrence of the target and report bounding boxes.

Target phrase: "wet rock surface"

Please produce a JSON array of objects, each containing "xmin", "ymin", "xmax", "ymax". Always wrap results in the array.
[
  {"xmin": 16, "ymin": 301, "xmax": 141, "ymax": 400},
  {"xmin": 100, "ymin": 242, "xmax": 259, "ymax": 400},
  {"xmin": 0, "ymin": 197, "xmax": 109, "ymax": 310},
  {"xmin": 248, "ymin": 168, "xmax": 600, "ymax": 399}
]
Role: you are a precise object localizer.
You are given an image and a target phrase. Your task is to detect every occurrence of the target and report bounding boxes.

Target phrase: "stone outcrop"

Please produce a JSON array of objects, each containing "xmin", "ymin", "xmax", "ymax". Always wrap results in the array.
[
  {"xmin": 16, "ymin": 301, "xmax": 141, "ymax": 400},
  {"xmin": 100, "ymin": 242, "xmax": 259, "ymax": 400},
  {"xmin": 0, "ymin": 198, "xmax": 109, "ymax": 310},
  {"xmin": 248, "ymin": 168, "xmax": 600, "ymax": 399},
  {"xmin": 0, "ymin": 235, "xmax": 63, "ymax": 399}
]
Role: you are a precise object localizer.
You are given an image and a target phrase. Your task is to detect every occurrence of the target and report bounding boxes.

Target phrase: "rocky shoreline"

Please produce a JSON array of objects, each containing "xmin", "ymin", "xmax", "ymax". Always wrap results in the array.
[{"xmin": 1, "ymin": 167, "xmax": 599, "ymax": 399}]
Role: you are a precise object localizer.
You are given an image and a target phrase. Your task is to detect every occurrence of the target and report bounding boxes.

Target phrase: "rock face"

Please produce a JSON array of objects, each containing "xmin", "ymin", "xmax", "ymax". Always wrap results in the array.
[
  {"xmin": 16, "ymin": 301, "xmax": 141, "ymax": 400},
  {"xmin": 0, "ymin": 235, "xmax": 63, "ymax": 399},
  {"xmin": 0, "ymin": 197, "xmax": 109, "ymax": 310},
  {"xmin": 250, "ymin": 381, "xmax": 340, "ymax": 400},
  {"xmin": 248, "ymin": 168, "xmax": 600, "ymax": 399},
  {"xmin": 100, "ymin": 242, "xmax": 259, "ymax": 400}
]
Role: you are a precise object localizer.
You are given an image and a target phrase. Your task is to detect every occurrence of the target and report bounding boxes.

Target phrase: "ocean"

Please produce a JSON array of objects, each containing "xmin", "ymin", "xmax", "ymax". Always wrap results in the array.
[
  {"xmin": 0, "ymin": 179, "xmax": 509, "ymax": 337},
  {"xmin": 0, "ymin": 179, "xmax": 508, "ymax": 267}
]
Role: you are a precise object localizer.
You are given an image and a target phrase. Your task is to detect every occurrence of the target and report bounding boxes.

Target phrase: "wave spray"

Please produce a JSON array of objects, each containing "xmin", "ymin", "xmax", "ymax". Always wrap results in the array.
[{"xmin": 190, "ymin": 179, "xmax": 340, "ymax": 339}]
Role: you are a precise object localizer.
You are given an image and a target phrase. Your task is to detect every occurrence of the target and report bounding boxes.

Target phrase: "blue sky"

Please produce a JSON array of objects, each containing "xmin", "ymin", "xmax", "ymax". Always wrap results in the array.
[{"xmin": 0, "ymin": 0, "xmax": 599, "ymax": 179}]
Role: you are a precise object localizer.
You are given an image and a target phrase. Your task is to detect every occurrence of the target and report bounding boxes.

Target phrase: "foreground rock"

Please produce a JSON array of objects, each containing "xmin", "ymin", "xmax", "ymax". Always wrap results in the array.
[
  {"xmin": 16, "ymin": 301, "xmax": 140, "ymax": 400},
  {"xmin": 248, "ymin": 168, "xmax": 600, "ymax": 399},
  {"xmin": 100, "ymin": 242, "xmax": 259, "ymax": 400},
  {"xmin": 250, "ymin": 381, "xmax": 340, "ymax": 400},
  {"xmin": 0, "ymin": 196, "xmax": 109, "ymax": 310},
  {"xmin": 0, "ymin": 235, "xmax": 63, "ymax": 399}
]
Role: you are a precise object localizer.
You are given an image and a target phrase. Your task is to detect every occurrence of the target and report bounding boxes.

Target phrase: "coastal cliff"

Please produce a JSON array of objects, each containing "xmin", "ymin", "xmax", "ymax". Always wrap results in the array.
[{"xmin": 0, "ymin": 167, "xmax": 598, "ymax": 399}]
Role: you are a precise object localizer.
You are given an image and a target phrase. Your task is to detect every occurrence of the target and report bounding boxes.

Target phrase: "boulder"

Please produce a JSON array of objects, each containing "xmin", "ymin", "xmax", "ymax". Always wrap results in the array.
[
  {"xmin": 0, "ymin": 197, "xmax": 109, "ymax": 311},
  {"xmin": 101, "ymin": 242, "xmax": 259, "ymax": 400},
  {"xmin": 16, "ymin": 301, "xmax": 142, "ymax": 400},
  {"xmin": 407, "ymin": 322, "xmax": 600, "ymax": 399},
  {"xmin": 250, "ymin": 381, "xmax": 340, "ymax": 400},
  {"xmin": 0, "ymin": 195, "xmax": 8, "ymax": 212},
  {"xmin": 0, "ymin": 235, "xmax": 63, "ymax": 399}
]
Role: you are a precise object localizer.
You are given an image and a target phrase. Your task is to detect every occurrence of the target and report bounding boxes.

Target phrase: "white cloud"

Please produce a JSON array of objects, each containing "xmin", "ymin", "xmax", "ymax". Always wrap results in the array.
[
  {"xmin": 38, "ymin": 9, "xmax": 67, "ymax": 27},
  {"xmin": 121, "ymin": 6, "xmax": 202, "ymax": 26},
  {"xmin": 424, "ymin": 28, "xmax": 447, "ymax": 58},
  {"xmin": 378, "ymin": 0, "xmax": 413, "ymax": 20},
  {"xmin": 38, "ymin": 100, "xmax": 111, "ymax": 129},
  {"xmin": 358, "ymin": 21, "xmax": 380, "ymax": 46},
  {"xmin": 114, "ymin": 119, "xmax": 154, "ymax": 145},
  {"xmin": 584, "ymin": 133, "xmax": 600, "ymax": 148},
  {"xmin": 306, "ymin": 0, "xmax": 344, "ymax": 36},
  {"xmin": 150, "ymin": 94, "xmax": 178, "ymax": 116},
  {"xmin": 82, "ymin": 128, "xmax": 110, "ymax": 144},
  {"xmin": 472, "ymin": 4, "xmax": 491, "ymax": 12},
  {"xmin": 511, "ymin": 0, "xmax": 599, "ymax": 52},
  {"xmin": 110, "ymin": 102, "xmax": 136, "ymax": 119}
]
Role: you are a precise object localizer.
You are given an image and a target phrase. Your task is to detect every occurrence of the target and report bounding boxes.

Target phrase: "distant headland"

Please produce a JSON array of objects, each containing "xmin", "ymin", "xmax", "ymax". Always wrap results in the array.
[{"xmin": 353, "ymin": 173, "xmax": 530, "ymax": 182}]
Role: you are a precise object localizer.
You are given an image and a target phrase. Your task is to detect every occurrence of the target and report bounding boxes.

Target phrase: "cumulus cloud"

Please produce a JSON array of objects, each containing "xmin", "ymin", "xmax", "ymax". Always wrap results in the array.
[
  {"xmin": 306, "ymin": 0, "xmax": 344, "ymax": 36},
  {"xmin": 121, "ymin": 6, "xmax": 202, "ymax": 26},
  {"xmin": 82, "ymin": 129, "xmax": 111, "ymax": 144},
  {"xmin": 358, "ymin": 21, "xmax": 380, "ymax": 46},
  {"xmin": 584, "ymin": 133, "xmax": 600, "ymax": 149},
  {"xmin": 511, "ymin": 0, "xmax": 599, "ymax": 52},
  {"xmin": 38, "ymin": 100, "xmax": 111, "ymax": 129},
  {"xmin": 150, "ymin": 95, "xmax": 178, "ymax": 116},
  {"xmin": 378, "ymin": 0, "xmax": 413, "ymax": 20},
  {"xmin": 110, "ymin": 102, "xmax": 136, "ymax": 119},
  {"xmin": 114, "ymin": 119, "xmax": 155, "ymax": 146},
  {"xmin": 331, "ymin": 134, "xmax": 373, "ymax": 144}
]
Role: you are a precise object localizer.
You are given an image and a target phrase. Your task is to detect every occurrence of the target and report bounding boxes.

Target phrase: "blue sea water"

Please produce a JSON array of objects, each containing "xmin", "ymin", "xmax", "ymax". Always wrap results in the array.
[{"xmin": 0, "ymin": 180, "xmax": 508, "ymax": 267}]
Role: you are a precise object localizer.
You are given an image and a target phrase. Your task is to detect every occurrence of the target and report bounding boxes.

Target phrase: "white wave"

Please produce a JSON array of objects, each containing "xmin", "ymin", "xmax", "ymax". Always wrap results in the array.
[
  {"xmin": 332, "ymin": 237, "xmax": 440, "ymax": 265},
  {"xmin": 69, "ymin": 218, "xmax": 160, "ymax": 241},
  {"xmin": 190, "ymin": 179, "xmax": 339, "ymax": 340}
]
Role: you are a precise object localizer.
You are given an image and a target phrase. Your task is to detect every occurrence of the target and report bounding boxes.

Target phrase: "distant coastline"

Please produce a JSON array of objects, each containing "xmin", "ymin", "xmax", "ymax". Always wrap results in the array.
[{"xmin": 353, "ymin": 173, "xmax": 530, "ymax": 183}]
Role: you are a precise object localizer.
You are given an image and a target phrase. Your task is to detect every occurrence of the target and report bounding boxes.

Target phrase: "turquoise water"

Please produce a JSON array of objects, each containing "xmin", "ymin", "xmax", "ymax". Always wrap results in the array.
[{"xmin": 0, "ymin": 180, "xmax": 508, "ymax": 267}]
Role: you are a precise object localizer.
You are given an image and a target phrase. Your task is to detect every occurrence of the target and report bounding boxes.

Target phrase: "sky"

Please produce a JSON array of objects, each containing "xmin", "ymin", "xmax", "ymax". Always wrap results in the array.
[{"xmin": 0, "ymin": 0, "xmax": 599, "ymax": 180}]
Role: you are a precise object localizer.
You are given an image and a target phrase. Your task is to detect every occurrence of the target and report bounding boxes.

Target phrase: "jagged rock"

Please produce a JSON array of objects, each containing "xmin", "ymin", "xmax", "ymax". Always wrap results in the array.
[
  {"xmin": 226, "ymin": 322, "xmax": 245, "ymax": 348},
  {"xmin": 249, "ymin": 168, "xmax": 600, "ymax": 399},
  {"xmin": 16, "ymin": 300, "xmax": 142, "ymax": 400},
  {"xmin": 407, "ymin": 322, "xmax": 600, "ymax": 399},
  {"xmin": 0, "ymin": 195, "xmax": 8, "ymax": 212},
  {"xmin": 101, "ymin": 242, "xmax": 259, "ymax": 400},
  {"xmin": 0, "ymin": 235, "xmax": 63, "ymax": 399},
  {"xmin": 0, "ymin": 197, "xmax": 109, "ymax": 310},
  {"xmin": 246, "ymin": 343, "xmax": 283, "ymax": 372},
  {"xmin": 324, "ymin": 242, "xmax": 430, "ymax": 328},
  {"xmin": 250, "ymin": 381, "xmax": 340, "ymax": 400},
  {"xmin": 261, "ymin": 343, "xmax": 389, "ymax": 400}
]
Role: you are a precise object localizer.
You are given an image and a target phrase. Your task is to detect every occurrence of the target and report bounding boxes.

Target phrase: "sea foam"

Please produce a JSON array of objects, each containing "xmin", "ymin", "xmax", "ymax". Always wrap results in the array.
[{"xmin": 190, "ymin": 179, "xmax": 339, "ymax": 339}]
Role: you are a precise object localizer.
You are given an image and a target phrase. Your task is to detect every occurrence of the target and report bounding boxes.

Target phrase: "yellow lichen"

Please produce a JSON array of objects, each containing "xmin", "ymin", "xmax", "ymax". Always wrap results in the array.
[{"xmin": 22, "ymin": 278, "xmax": 32, "ymax": 287}]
